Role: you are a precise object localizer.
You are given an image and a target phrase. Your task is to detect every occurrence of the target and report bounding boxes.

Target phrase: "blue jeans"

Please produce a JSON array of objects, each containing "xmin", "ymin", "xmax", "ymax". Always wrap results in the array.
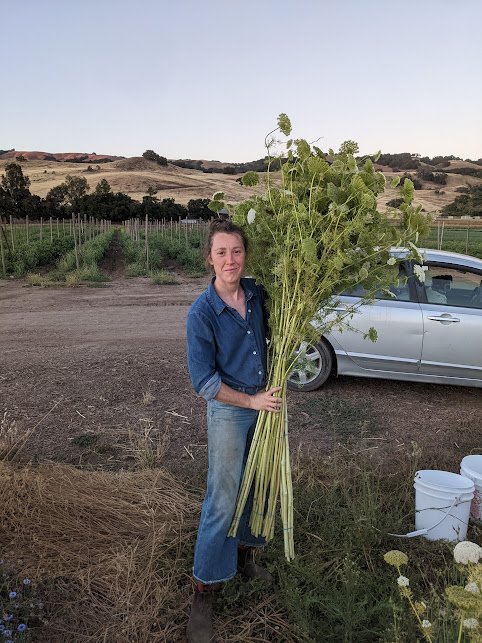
[{"xmin": 192, "ymin": 399, "xmax": 266, "ymax": 584}]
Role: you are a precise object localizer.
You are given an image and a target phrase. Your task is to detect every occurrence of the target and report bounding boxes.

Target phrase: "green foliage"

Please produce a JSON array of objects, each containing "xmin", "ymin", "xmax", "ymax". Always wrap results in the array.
[
  {"xmin": 65, "ymin": 175, "xmax": 89, "ymax": 201},
  {"xmin": 417, "ymin": 167, "xmax": 447, "ymax": 185},
  {"xmin": 226, "ymin": 114, "xmax": 428, "ymax": 355},
  {"xmin": 255, "ymin": 441, "xmax": 467, "ymax": 642},
  {"xmin": 56, "ymin": 231, "xmax": 114, "ymax": 279},
  {"xmin": 142, "ymin": 150, "xmax": 168, "ymax": 166},
  {"xmin": 339, "ymin": 140, "xmax": 359, "ymax": 155},
  {"xmin": 0, "ymin": 162, "xmax": 32, "ymax": 216},
  {"xmin": 399, "ymin": 173, "xmax": 423, "ymax": 190},
  {"xmin": 442, "ymin": 185, "xmax": 482, "ymax": 218},
  {"xmin": 148, "ymin": 232, "xmax": 206, "ymax": 276},
  {"xmin": 445, "ymin": 166, "xmax": 482, "ymax": 179},
  {"xmin": 420, "ymin": 154, "xmax": 460, "ymax": 167},
  {"xmin": 187, "ymin": 198, "xmax": 211, "ymax": 220},
  {"xmin": 386, "ymin": 198, "xmax": 404, "ymax": 208},
  {"xmin": 151, "ymin": 269, "xmax": 178, "ymax": 285},
  {"xmin": 376, "ymin": 153, "xmax": 420, "ymax": 170},
  {"xmin": 277, "ymin": 113, "xmax": 292, "ymax": 136},
  {"xmin": 241, "ymin": 171, "xmax": 259, "ymax": 187},
  {"xmin": 0, "ymin": 234, "xmax": 75, "ymax": 277},
  {"xmin": 94, "ymin": 178, "xmax": 113, "ymax": 197}
]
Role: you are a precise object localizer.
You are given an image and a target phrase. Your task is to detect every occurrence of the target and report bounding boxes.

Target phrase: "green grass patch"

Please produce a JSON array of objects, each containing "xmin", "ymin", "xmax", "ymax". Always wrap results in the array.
[
  {"xmin": 213, "ymin": 446, "xmax": 479, "ymax": 641},
  {"xmin": 72, "ymin": 434, "xmax": 98, "ymax": 448},
  {"xmin": 151, "ymin": 269, "xmax": 178, "ymax": 285},
  {"xmin": 296, "ymin": 392, "xmax": 383, "ymax": 440},
  {"xmin": 125, "ymin": 262, "xmax": 149, "ymax": 277}
]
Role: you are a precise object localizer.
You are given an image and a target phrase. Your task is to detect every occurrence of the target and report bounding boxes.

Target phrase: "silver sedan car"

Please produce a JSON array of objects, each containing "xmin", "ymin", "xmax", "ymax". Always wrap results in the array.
[{"xmin": 288, "ymin": 249, "xmax": 482, "ymax": 391}]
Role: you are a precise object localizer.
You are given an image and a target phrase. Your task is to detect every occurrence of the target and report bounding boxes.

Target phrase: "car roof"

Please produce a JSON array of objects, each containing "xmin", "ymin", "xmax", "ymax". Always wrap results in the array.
[{"xmin": 391, "ymin": 247, "xmax": 482, "ymax": 271}]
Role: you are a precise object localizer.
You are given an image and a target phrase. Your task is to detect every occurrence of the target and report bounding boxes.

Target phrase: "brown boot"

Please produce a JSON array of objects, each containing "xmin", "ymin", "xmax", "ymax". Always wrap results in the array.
[
  {"xmin": 186, "ymin": 585, "xmax": 216, "ymax": 643},
  {"xmin": 237, "ymin": 547, "xmax": 274, "ymax": 583}
]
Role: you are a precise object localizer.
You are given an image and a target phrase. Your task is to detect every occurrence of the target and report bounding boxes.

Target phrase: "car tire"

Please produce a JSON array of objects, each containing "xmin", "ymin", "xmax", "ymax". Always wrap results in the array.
[{"xmin": 287, "ymin": 339, "xmax": 333, "ymax": 392}]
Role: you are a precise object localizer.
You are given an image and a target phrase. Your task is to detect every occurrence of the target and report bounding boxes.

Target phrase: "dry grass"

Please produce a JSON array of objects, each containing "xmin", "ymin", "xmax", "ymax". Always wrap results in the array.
[
  {"xmin": 0, "ymin": 158, "xmax": 265, "ymax": 206},
  {"xmin": 142, "ymin": 390, "xmax": 156, "ymax": 406},
  {"xmin": 0, "ymin": 409, "xmax": 19, "ymax": 458},
  {"xmin": 0, "ymin": 461, "xmax": 200, "ymax": 642},
  {"xmin": 2, "ymin": 156, "xmax": 480, "ymax": 214},
  {"xmin": 126, "ymin": 418, "xmax": 168, "ymax": 469}
]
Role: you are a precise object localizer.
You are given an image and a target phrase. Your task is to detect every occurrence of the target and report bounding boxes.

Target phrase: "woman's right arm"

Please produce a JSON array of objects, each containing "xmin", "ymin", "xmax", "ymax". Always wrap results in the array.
[{"xmin": 186, "ymin": 310, "xmax": 222, "ymax": 401}]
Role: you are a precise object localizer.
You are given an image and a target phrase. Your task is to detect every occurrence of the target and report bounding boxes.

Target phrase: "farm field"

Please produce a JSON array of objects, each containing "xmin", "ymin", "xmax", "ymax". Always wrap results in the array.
[
  {"xmin": 2, "ymin": 243, "xmax": 482, "ymax": 641},
  {"xmin": 2, "ymin": 257, "xmax": 481, "ymax": 475}
]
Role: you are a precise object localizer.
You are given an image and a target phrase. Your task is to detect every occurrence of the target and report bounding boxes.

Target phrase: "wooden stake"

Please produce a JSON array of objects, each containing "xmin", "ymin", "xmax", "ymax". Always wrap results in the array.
[
  {"xmin": 145, "ymin": 213, "xmax": 149, "ymax": 271},
  {"xmin": 73, "ymin": 214, "xmax": 79, "ymax": 269},
  {"xmin": 0, "ymin": 218, "xmax": 6, "ymax": 274},
  {"xmin": 9, "ymin": 215, "xmax": 15, "ymax": 251}
]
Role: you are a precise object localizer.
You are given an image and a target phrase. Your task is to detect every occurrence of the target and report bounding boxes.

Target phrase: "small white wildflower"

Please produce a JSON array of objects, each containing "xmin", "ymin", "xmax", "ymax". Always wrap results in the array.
[
  {"xmin": 463, "ymin": 618, "xmax": 479, "ymax": 630},
  {"xmin": 397, "ymin": 575, "xmax": 410, "ymax": 587},
  {"xmin": 247, "ymin": 208, "xmax": 256, "ymax": 225},
  {"xmin": 454, "ymin": 541, "xmax": 482, "ymax": 565},
  {"xmin": 465, "ymin": 582, "xmax": 481, "ymax": 595},
  {"xmin": 421, "ymin": 619, "xmax": 432, "ymax": 629},
  {"xmin": 413, "ymin": 264, "xmax": 425, "ymax": 283},
  {"xmin": 387, "ymin": 256, "xmax": 397, "ymax": 265}
]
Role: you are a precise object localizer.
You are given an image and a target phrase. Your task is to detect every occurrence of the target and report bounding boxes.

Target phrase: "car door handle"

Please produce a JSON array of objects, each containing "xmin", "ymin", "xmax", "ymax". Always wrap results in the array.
[{"xmin": 427, "ymin": 315, "xmax": 461, "ymax": 323}]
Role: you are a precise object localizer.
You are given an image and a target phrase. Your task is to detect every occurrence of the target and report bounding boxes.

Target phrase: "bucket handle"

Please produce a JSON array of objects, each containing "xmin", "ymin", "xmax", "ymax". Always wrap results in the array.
[{"xmin": 387, "ymin": 494, "xmax": 462, "ymax": 538}]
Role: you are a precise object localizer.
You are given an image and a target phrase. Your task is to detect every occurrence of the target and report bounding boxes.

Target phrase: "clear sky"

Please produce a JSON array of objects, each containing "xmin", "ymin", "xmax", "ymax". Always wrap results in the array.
[{"xmin": 1, "ymin": 0, "xmax": 481, "ymax": 162}]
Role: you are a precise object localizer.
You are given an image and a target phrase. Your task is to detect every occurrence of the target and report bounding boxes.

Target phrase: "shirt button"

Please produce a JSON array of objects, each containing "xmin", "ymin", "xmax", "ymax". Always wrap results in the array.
[
  {"xmin": 247, "ymin": 330, "xmax": 251, "ymax": 334},
  {"xmin": 248, "ymin": 309, "xmax": 251, "ymax": 313},
  {"xmin": 258, "ymin": 371, "xmax": 262, "ymax": 375},
  {"xmin": 253, "ymin": 351, "xmax": 257, "ymax": 355}
]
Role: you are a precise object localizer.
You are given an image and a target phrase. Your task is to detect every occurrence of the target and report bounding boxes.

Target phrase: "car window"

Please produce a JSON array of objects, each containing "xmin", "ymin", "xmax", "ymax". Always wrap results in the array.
[
  {"xmin": 341, "ymin": 264, "xmax": 411, "ymax": 302},
  {"xmin": 423, "ymin": 265, "xmax": 482, "ymax": 309}
]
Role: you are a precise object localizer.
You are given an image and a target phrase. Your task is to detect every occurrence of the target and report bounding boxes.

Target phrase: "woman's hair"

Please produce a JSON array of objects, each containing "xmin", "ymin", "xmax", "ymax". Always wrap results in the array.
[{"xmin": 203, "ymin": 218, "xmax": 248, "ymax": 269}]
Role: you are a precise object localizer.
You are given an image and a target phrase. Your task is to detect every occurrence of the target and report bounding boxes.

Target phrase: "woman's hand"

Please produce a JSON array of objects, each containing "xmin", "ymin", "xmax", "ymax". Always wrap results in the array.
[{"xmin": 249, "ymin": 386, "xmax": 282, "ymax": 412}]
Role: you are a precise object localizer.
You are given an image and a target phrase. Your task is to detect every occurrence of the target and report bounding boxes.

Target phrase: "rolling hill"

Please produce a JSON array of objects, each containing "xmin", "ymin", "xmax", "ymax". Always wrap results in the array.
[{"xmin": 1, "ymin": 152, "xmax": 481, "ymax": 216}]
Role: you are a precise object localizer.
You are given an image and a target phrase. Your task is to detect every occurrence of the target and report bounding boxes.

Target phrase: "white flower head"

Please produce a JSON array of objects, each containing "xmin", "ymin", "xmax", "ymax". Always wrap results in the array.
[
  {"xmin": 387, "ymin": 256, "xmax": 397, "ymax": 266},
  {"xmin": 397, "ymin": 575, "xmax": 410, "ymax": 587},
  {"xmin": 421, "ymin": 620, "xmax": 432, "ymax": 629},
  {"xmin": 413, "ymin": 264, "xmax": 425, "ymax": 283},
  {"xmin": 465, "ymin": 582, "xmax": 481, "ymax": 595},
  {"xmin": 463, "ymin": 618, "xmax": 479, "ymax": 630},
  {"xmin": 247, "ymin": 208, "xmax": 256, "ymax": 225},
  {"xmin": 454, "ymin": 541, "xmax": 482, "ymax": 565}
]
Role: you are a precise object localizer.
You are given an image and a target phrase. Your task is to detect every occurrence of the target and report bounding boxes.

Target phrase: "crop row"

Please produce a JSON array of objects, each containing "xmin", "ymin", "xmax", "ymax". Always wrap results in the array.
[{"xmin": 0, "ymin": 217, "xmax": 112, "ymax": 277}]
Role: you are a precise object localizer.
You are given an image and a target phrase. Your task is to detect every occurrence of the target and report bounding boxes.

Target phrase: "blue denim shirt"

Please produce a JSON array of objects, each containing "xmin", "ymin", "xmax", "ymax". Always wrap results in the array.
[{"xmin": 187, "ymin": 277, "xmax": 268, "ymax": 401}]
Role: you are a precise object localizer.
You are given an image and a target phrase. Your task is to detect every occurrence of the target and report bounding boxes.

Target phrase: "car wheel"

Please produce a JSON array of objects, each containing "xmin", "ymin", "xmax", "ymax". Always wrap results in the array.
[{"xmin": 287, "ymin": 340, "xmax": 333, "ymax": 392}]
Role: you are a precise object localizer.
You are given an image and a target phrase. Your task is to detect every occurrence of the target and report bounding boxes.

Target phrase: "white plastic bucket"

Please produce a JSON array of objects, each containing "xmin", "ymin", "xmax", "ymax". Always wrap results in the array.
[
  {"xmin": 414, "ymin": 470, "xmax": 474, "ymax": 542},
  {"xmin": 460, "ymin": 455, "xmax": 482, "ymax": 523}
]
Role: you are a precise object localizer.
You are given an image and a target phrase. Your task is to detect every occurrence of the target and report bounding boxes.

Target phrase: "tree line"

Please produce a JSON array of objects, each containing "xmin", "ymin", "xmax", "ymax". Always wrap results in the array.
[{"xmin": 0, "ymin": 163, "xmax": 213, "ymax": 222}]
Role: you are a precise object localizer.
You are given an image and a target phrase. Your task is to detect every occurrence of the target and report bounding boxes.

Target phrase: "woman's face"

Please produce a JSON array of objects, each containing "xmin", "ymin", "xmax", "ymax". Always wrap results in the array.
[{"xmin": 208, "ymin": 232, "xmax": 246, "ymax": 285}]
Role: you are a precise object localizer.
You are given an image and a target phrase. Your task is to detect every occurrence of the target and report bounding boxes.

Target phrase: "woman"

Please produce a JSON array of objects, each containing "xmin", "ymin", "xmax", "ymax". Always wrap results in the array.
[{"xmin": 186, "ymin": 218, "xmax": 281, "ymax": 642}]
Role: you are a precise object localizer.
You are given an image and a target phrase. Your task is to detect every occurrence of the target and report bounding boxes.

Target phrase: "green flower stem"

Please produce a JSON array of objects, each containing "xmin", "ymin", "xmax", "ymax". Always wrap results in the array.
[
  {"xmin": 228, "ymin": 115, "xmax": 427, "ymax": 561},
  {"xmin": 457, "ymin": 616, "xmax": 463, "ymax": 643}
]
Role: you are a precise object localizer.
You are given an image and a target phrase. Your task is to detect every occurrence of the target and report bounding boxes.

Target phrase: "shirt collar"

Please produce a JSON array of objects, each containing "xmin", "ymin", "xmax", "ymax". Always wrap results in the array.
[{"xmin": 207, "ymin": 277, "xmax": 254, "ymax": 315}]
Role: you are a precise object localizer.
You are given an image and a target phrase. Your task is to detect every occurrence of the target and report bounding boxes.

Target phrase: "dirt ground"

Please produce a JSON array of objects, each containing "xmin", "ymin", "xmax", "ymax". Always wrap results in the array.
[{"xmin": 1, "ymin": 250, "xmax": 482, "ymax": 479}]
